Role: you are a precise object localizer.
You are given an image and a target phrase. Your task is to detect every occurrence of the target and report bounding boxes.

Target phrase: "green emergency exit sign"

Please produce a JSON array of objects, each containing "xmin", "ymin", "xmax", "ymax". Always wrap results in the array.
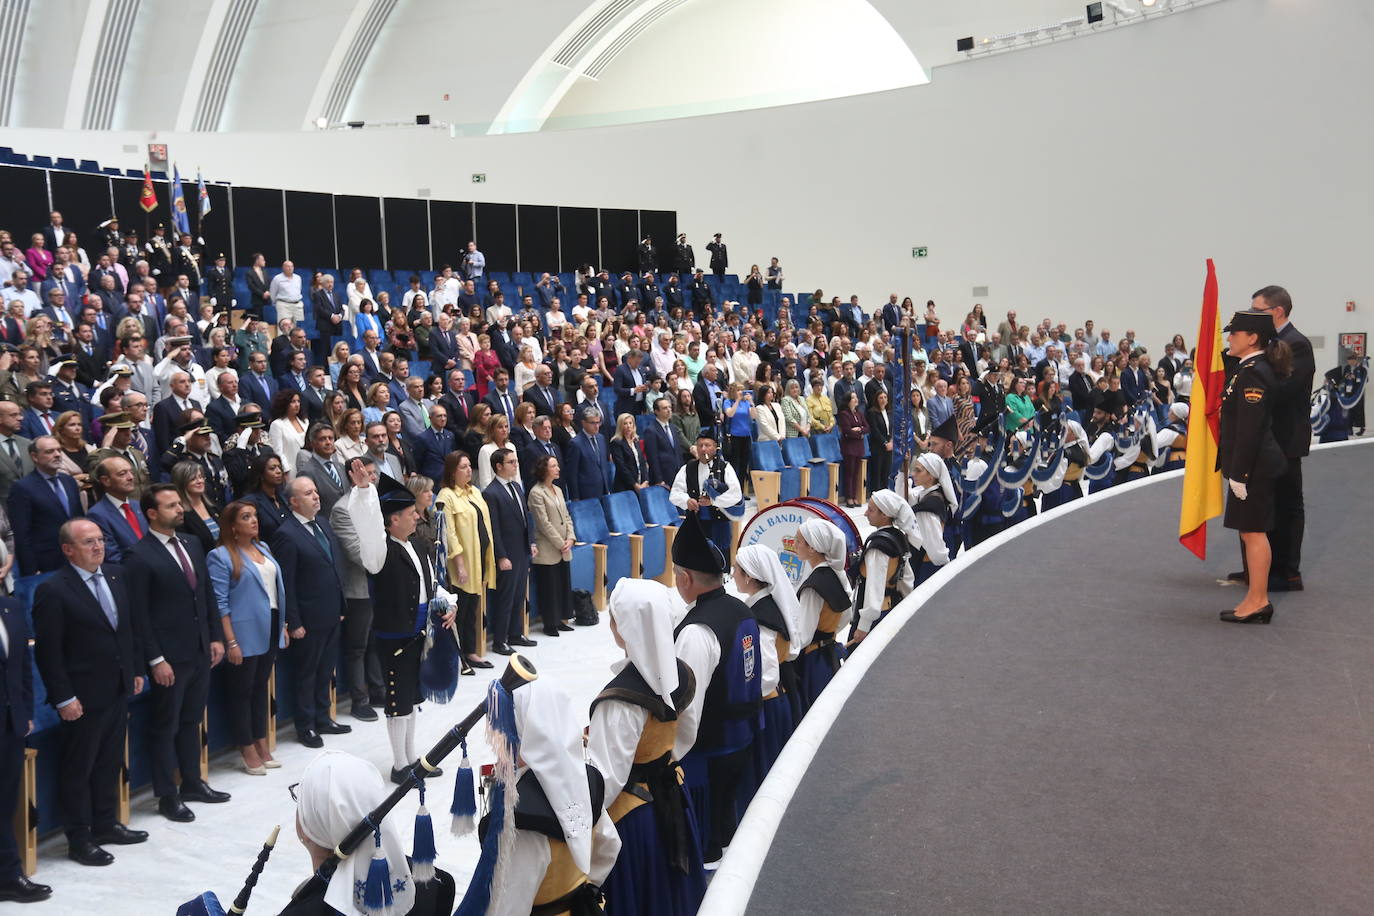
[{"xmin": 912, "ymin": 246, "xmax": 928, "ymax": 258}]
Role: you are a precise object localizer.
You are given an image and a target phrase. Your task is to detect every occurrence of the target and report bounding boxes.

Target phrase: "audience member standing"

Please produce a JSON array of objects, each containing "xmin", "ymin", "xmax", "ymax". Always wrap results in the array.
[
  {"xmin": 11, "ymin": 436, "xmax": 84, "ymax": 575},
  {"xmin": 269, "ymin": 261, "xmax": 303, "ymax": 325},
  {"xmin": 0, "ymin": 595, "xmax": 49, "ymax": 901},
  {"xmin": 296, "ymin": 422, "xmax": 346, "ymax": 516},
  {"xmin": 528, "ymin": 454, "xmax": 575, "ymax": 638},
  {"xmin": 437, "ymin": 452, "xmax": 504, "ymax": 673},
  {"xmin": 482, "ymin": 448, "xmax": 534, "ymax": 657}
]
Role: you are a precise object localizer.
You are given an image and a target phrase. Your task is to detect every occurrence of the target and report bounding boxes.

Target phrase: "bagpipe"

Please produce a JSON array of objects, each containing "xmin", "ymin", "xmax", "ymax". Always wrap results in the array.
[
  {"xmin": 419, "ymin": 500, "xmax": 462, "ymax": 704},
  {"xmin": 176, "ymin": 827, "xmax": 280, "ymax": 915},
  {"xmin": 957, "ymin": 423, "xmax": 1003, "ymax": 522}
]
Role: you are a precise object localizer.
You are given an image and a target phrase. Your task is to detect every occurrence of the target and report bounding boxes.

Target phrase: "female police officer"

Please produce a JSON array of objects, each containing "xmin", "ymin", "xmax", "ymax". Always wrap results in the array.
[{"xmin": 1217, "ymin": 309, "xmax": 1291, "ymax": 624}]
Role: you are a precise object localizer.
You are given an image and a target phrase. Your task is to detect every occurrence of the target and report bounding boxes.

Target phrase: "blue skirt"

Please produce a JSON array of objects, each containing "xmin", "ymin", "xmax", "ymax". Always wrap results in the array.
[
  {"xmin": 915, "ymin": 557, "xmax": 941, "ymax": 586},
  {"xmin": 798, "ymin": 643, "xmax": 845, "ymax": 709},
  {"xmin": 751, "ymin": 694, "xmax": 795, "ymax": 784},
  {"xmin": 1041, "ymin": 482, "xmax": 1081, "ymax": 512},
  {"xmin": 602, "ymin": 795, "xmax": 706, "ymax": 916},
  {"xmin": 1088, "ymin": 468, "xmax": 1117, "ymax": 494}
]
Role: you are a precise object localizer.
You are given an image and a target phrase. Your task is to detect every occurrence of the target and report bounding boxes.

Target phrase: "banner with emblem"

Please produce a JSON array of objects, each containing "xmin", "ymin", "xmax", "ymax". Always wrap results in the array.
[
  {"xmin": 1178, "ymin": 258, "xmax": 1225, "ymax": 559},
  {"xmin": 196, "ymin": 169, "xmax": 212, "ymax": 219},
  {"xmin": 171, "ymin": 164, "xmax": 191, "ymax": 235},
  {"xmin": 139, "ymin": 166, "xmax": 157, "ymax": 213}
]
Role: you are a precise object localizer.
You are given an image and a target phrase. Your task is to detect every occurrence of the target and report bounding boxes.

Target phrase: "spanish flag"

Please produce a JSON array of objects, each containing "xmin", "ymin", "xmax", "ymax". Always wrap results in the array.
[
  {"xmin": 1178, "ymin": 258, "xmax": 1225, "ymax": 559},
  {"xmin": 139, "ymin": 166, "xmax": 157, "ymax": 213}
]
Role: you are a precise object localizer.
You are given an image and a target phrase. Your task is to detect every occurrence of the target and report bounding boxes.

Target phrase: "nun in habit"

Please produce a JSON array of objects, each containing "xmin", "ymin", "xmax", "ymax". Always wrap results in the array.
[
  {"xmin": 589, "ymin": 579, "xmax": 706, "ymax": 916},
  {"xmin": 791, "ymin": 519, "xmax": 854, "ymax": 711}
]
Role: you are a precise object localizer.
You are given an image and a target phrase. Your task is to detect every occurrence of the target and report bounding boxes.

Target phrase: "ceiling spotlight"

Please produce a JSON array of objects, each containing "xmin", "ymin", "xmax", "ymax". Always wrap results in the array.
[
  {"xmin": 1142, "ymin": 0, "xmax": 1157, "ymax": 5},
  {"xmin": 314, "ymin": 117, "xmax": 327, "ymax": 129}
]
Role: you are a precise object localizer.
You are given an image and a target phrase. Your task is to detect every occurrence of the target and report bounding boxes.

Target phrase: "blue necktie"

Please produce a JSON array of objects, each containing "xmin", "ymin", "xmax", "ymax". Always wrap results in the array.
[
  {"xmin": 47, "ymin": 476, "xmax": 71, "ymax": 516},
  {"xmin": 323, "ymin": 460, "xmax": 340, "ymax": 489},
  {"xmin": 88, "ymin": 572, "xmax": 118, "ymax": 629},
  {"xmin": 309, "ymin": 520, "xmax": 333, "ymax": 560}
]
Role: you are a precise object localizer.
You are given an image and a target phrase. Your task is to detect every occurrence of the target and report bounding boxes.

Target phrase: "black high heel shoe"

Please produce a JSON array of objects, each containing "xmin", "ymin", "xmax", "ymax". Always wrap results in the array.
[{"xmin": 1219, "ymin": 603, "xmax": 1274, "ymax": 624}]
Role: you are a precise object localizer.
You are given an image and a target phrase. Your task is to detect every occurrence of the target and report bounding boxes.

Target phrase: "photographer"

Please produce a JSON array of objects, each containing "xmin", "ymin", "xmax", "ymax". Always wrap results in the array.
[{"xmin": 721, "ymin": 381, "xmax": 753, "ymax": 498}]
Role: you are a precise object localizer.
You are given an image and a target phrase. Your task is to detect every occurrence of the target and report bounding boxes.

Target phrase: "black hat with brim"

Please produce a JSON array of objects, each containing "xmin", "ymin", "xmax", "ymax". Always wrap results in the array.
[
  {"xmin": 1222, "ymin": 309, "xmax": 1275, "ymax": 341},
  {"xmin": 930, "ymin": 416, "xmax": 958, "ymax": 443},
  {"xmin": 671, "ymin": 513, "xmax": 726, "ymax": 575},
  {"xmin": 377, "ymin": 474, "xmax": 416, "ymax": 516}
]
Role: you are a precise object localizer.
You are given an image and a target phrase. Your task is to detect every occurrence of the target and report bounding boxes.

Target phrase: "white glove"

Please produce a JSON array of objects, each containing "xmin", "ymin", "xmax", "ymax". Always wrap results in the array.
[{"xmin": 1229, "ymin": 479, "xmax": 1248, "ymax": 501}]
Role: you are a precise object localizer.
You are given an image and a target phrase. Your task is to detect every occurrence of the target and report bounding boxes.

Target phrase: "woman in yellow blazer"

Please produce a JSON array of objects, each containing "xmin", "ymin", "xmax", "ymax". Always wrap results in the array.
[
  {"xmin": 437, "ymin": 450, "xmax": 497, "ymax": 673},
  {"xmin": 527, "ymin": 453, "xmax": 576, "ymax": 636}
]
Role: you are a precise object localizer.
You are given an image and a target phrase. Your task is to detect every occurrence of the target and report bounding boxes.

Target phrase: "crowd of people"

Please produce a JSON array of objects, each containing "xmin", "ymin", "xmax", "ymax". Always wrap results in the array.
[{"xmin": 0, "ymin": 204, "xmax": 1358, "ymax": 912}]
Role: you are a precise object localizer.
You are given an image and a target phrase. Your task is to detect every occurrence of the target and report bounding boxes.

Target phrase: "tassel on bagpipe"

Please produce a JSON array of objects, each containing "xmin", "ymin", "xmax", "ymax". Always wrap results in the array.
[
  {"xmin": 420, "ymin": 500, "xmax": 461, "ymax": 704},
  {"xmin": 282, "ymin": 655, "xmax": 538, "ymax": 911},
  {"xmin": 175, "ymin": 826, "xmax": 281, "ymax": 915}
]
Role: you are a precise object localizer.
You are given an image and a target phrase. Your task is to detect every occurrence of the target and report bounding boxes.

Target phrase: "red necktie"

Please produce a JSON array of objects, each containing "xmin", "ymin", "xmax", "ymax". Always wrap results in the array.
[
  {"xmin": 170, "ymin": 536, "xmax": 196, "ymax": 589},
  {"xmin": 121, "ymin": 502, "xmax": 143, "ymax": 539}
]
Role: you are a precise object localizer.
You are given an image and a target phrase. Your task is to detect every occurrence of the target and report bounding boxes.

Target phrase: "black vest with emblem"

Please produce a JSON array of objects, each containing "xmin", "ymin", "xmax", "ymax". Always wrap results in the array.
[
  {"xmin": 673, "ymin": 587, "xmax": 761, "ymax": 753},
  {"xmin": 589, "ymin": 660, "xmax": 697, "ymax": 873},
  {"xmin": 369, "ymin": 539, "xmax": 432, "ymax": 637},
  {"xmin": 853, "ymin": 527, "xmax": 909, "ymax": 621},
  {"xmin": 750, "ymin": 593, "xmax": 793, "ymax": 702},
  {"xmin": 683, "ymin": 457, "xmax": 730, "ymax": 522}
]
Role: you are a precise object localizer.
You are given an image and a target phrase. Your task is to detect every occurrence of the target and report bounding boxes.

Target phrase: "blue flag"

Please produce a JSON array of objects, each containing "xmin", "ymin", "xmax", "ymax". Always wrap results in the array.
[
  {"xmin": 196, "ymin": 169, "xmax": 211, "ymax": 219},
  {"xmin": 171, "ymin": 165, "xmax": 191, "ymax": 235}
]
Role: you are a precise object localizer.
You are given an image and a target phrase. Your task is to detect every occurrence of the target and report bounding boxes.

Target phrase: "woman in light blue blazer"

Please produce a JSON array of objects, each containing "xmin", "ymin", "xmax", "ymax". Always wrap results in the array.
[{"xmin": 208, "ymin": 500, "xmax": 288, "ymax": 775}]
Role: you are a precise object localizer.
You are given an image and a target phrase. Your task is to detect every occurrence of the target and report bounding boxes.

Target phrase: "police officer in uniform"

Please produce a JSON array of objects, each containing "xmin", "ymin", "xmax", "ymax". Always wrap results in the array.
[
  {"xmin": 145, "ymin": 225, "xmax": 173, "ymax": 285},
  {"xmin": 668, "ymin": 430, "xmax": 740, "ymax": 562},
  {"xmin": 1217, "ymin": 310, "xmax": 1291, "ymax": 624},
  {"xmin": 670, "ymin": 513, "xmax": 761, "ymax": 865},
  {"xmin": 673, "ymin": 233, "xmax": 694, "ymax": 274},
  {"xmin": 174, "ymin": 233, "xmax": 203, "ymax": 288},
  {"xmin": 206, "ymin": 253, "xmax": 233, "ymax": 316},
  {"xmin": 94, "ymin": 217, "xmax": 121, "ymax": 255},
  {"xmin": 119, "ymin": 230, "xmax": 141, "ymax": 270}
]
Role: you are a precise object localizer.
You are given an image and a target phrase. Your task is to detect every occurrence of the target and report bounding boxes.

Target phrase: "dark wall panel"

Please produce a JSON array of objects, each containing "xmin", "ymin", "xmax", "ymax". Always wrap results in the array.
[
  {"xmin": 112, "ymin": 176, "xmax": 152, "ymax": 240},
  {"xmin": 639, "ymin": 210, "xmax": 677, "ymax": 274},
  {"xmin": 2, "ymin": 167, "xmax": 56, "ymax": 242},
  {"xmin": 474, "ymin": 202, "xmax": 516, "ymax": 273},
  {"xmin": 231, "ymin": 187, "xmax": 286, "ymax": 266},
  {"xmin": 49, "ymin": 172, "xmax": 112, "ymax": 252},
  {"xmin": 429, "ymin": 200, "xmax": 472, "ymax": 270},
  {"xmin": 384, "ymin": 197, "xmax": 429, "ymax": 274},
  {"xmin": 517, "ymin": 205, "xmax": 557, "ymax": 276},
  {"xmin": 334, "ymin": 195, "xmax": 384, "ymax": 270},
  {"xmin": 200, "ymin": 185, "xmax": 233, "ymax": 263},
  {"xmin": 284, "ymin": 190, "xmax": 335, "ymax": 268},
  {"xmin": 598, "ymin": 208, "xmax": 638, "ymax": 276},
  {"xmin": 559, "ymin": 207, "xmax": 598, "ymax": 275}
]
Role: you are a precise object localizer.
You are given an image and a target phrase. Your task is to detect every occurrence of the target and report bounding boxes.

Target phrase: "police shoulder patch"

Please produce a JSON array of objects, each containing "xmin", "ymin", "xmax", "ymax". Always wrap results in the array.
[{"xmin": 1243, "ymin": 387, "xmax": 1264, "ymax": 403}]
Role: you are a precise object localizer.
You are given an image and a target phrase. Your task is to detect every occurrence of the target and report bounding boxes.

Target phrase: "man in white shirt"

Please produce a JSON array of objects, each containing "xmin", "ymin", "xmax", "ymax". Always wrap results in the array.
[
  {"xmin": 0, "ymin": 241, "xmax": 26, "ymax": 288},
  {"xmin": 650, "ymin": 331, "xmax": 677, "ymax": 378},
  {"xmin": 268, "ymin": 261, "xmax": 304, "ymax": 324},
  {"xmin": 2, "ymin": 270, "xmax": 40, "ymax": 317},
  {"xmin": 669, "ymin": 431, "xmax": 741, "ymax": 561},
  {"xmin": 461, "ymin": 241, "xmax": 485, "ymax": 283}
]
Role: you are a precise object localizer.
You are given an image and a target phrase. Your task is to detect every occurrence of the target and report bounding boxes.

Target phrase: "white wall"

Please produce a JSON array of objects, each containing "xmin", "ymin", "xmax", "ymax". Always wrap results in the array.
[{"xmin": 2, "ymin": 0, "xmax": 1369, "ymax": 367}]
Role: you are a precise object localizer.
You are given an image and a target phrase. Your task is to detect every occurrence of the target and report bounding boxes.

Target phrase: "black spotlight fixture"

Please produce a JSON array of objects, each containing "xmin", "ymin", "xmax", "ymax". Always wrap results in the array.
[
  {"xmin": 1086, "ymin": 2, "xmax": 1104, "ymax": 23},
  {"xmin": 956, "ymin": 36, "xmax": 974, "ymax": 52},
  {"xmin": 347, "ymin": 120, "xmax": 364, "ymax": 129},
  {"xmin": 416, "ymin": 114, "xmax": 430, "ymax": 125}
]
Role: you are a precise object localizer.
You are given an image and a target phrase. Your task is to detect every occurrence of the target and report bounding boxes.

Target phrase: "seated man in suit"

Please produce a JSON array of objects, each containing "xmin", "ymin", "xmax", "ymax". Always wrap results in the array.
[
  {"xmin": 411, "ymin": 404, "xmax": 455, "ymax": 484},
  {"xmin": 613, "ymin": 347, "xmax": 651, "ymax": 417},
  {"xmin": 523, "ymin": 363, "xmax": 560, "ymax": 419},
  {"xmin": 32, "ymin": 519, "xmax": 147, "ymax": 866},
  {"xmin": 0, "ymin": 596, "xmax": 50, "ymax": 902},
  {"xmin": 295, "ymin": 422, "xmax": 348, "ymax": 518},
  {"xmin": 85, "ymin": 455, "xmax": 145, "ymax": 564},
  {"xmin": 563, "ymin": 408, "xmax": 610, "ymax": 501},
  {"xmin": 124, "ymin": 483, "xmax": 229, "ymax": 823},
  {"xmin": 271, "ymin": 476, "xmax": 351, "ymax": 749},
  {"xmin": 643, "ymin": 395, "xmax": 684, "ymax": 486},
  {"xmin": 10, "ymin": 436, "xmax": 85, "ymax": 575}
]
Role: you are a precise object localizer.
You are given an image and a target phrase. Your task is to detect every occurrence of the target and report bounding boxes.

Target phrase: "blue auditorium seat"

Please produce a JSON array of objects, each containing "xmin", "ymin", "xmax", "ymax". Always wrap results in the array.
[
  {"xmin": 54, "ymin": 157, "xmax": 76, "ymax": 170},
  {"xmin": 603, "ymin": 491, "xmax": 666, "ymax": 581},
  {"xmin": 78, "ymin": 159, "xmax": 101, "ymax": 173},
  {"xmin": 490, "ymin": 271, "xmax": 511, "ymax": 284},
  {"xmin": 750, "ymin": 439, "xmax": 799, "ymax": 508},
  {"xmin": 101, "ymin": 167, "xmax": 123, "ymax": 176},
  {"xmin": 810, "ymin": 431, "xmax": 843, "ymax": 502},
  {"xmin": 568, "ymin": 498, "xmax": 630, "ymax": 610},
  {"xmin": 32, "ymin": 155, "xmax": 53, "ymax": 167}
]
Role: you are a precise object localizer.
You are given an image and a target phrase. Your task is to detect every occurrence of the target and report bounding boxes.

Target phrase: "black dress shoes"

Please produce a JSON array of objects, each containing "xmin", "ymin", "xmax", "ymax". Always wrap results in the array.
[
  {"xmin": 492, "ymin": 643, "xmax": 514, "ymax": 655},
  {"xmin": 390, "ymin": 765, "xmax": 411, "ymax": 785},
  {"xmin": 68, "ymin": 834, "xmax": 114, "ymax": 866},
  {"xmin": 468, "ymin": 657, "xmax": 494, "ymax": 669},
  {"xmin": 298, "ymin": 728, "xmax": 324, "ymax": 748},
  {"xmin": 1268, "ymin": 576, "xmax": 1304, "ymax": 592},
  {"xmin": 542, "ymin": 628, "xmax": 561, "ymax": 638},
  {"xmin": 180, "ymin": 781, "xmax": 231, "ymax": 803},
  {"xmin": 0, "ymin": 875, "xmax": 52, "ymax": 902},
  {"xmin": 1220, "ymin": 604, "xmax": 1275, "ymax": 624},
  {"xmin": 94, "ymin": 823, "xmax": 148, "ymax": 845},
  {"xmin": 1225, "ymin": 570, "xmax": 1247, "ymax": 582},
  {"xmin": 159, "ymin": 795, "xmax": 195, "ymax": 822},
  {"xmin": 510, "ymin": 635, "xmax": 537, "ymax": 648},
  {"xmin": 558, "ymin": 622, "xmax": 575, "ymax": 632},
  {"xmin": 317, "ymin": 720, "xmax": 352, "ymax": 735},
  {"xmin": 352, "ymin": 703, "xmax": 378, "ymax": 722}
]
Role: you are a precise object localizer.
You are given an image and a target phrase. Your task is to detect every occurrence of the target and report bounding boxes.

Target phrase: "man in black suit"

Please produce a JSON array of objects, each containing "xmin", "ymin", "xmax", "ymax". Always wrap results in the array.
[
  {"xmin": 40, "ymin": 210, "xmax": 67, "ymax": 254},
  {"xmin": 411, "ymin": 405, "xmax": 456, "ymax": 484},
  {"xmin": 276, "ymin": 349, "xmax": 310, "ymax": 395},
  {"xmin": 438, "ymin": 369, "xmax": 472, "ymax": 434},
  {"xmin": 483, "ymin": 369, "xmax": 518, "ymax": 427},
  {"xmin": 523, "ymin": 364, "xmax": 560, "ymax": 419},
  {"xmin": 205, "ymin": 370, "xmax": 245, "ymax": 444},
  {"xmin": 692, "ymin": 363, "xmax": 724, "ymax": 434},
  {"xmin": 240, "ymin": 351, "xmax": 278, "ymax": 411},
  {"xmin": 613, "ymin": 347, "xmax": 651, "ymax": 417},
  {"xmin": 0, "ymin": 598, "xmax": 51, "ymax": 902},
  {"xmin": 125, "ymin": 484, "xmax": 229, "ymax": 823},
  {"xmin": 311, "ymin": 275, "xmax": 344, "ymax": 367},
  {"xmin": 10, "ymin": 437, "xmax": 84, "ymax": 576},
  {"xmin": 1249, "ymin": 285, "xmax": 1315, "ymax": 590},
  {"xmin": 32, "ymin": 519, "xmax": 147, "ymax": 865},
  {"xmin": 271, "ymin": 476, "xmax": 350, "ymax": 749},
  {"xmin": 152, "ymin": 370, "xmax": 202, "ymax": 459},
  {"xmin": 244, "ymin": 254, "xmax": 271, "ymax": 314},
  {"xmin": 519, "ymin": 416, "xmax": 564, "ymax": 492},
  {"xmin": 301, "ymin": 366, "xmax": 330, "ymax": 422},
  {"xmin": 643, "ymin": 395, "xmax": 684, "ymax": 486},
  {"xmin": 483, "ymin": 448, "xmax": 536, "ymax": 652},
  {"xmin": 864, "ymin": 363, "xmax": 892, "ymax": 414},
  {"xmin": 429, "ymin": 311, "xmax": 459, "ymax": 380}
]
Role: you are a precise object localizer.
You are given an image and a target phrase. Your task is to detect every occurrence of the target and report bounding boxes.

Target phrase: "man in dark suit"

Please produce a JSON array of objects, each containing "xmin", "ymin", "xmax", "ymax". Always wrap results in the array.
[
  {"xmin": 240, "ymin": 351, "xmax": 278, "ymax": 411},
  {"xmin": 523, "ymin": 364, "xmax": 560, "ymax": 419},
  {"xmin": 519, "ymin": 416, "xmax": 565, "ymax": 492},
  {"xmin": 10, "ymin": 437, "xmax": 84, "ymax": 576},
  {"xmin": 483, "ymin": 369, "xmax": 518, "ymax": 427},
  {"xmin": 643, "ymin": 395, "xmax": 684, "ymax": 486},
  {"xmin": 863, "ymin": 363, "xmax": 892, "ymax": 414},
  {"xmin": 482, "ymin": 448, "xmax": 535, "ymax": 654},
  {"xmin": 0, "ymin": 400, "xmax": 33, "ymax": 501},
  {"xmin": 152, "ymin": 370, "xmax": 202, "ymax": 459},
  {"xmin": 72, "ymin": 324, "xmax": 110, "ymax": 388},
  {"xmin": 411, "ymin": 405, "xmax": 456, "ymax": 483},
  {"xmin": 205, "ymin": 370, "xmax": 245, "ymax": 444},
  {"xmin": 438, "ymin": 369, "xmax": 472, "ymax": 434},
  {"xmin": 244, "ymin": 254, "xmax": 271, "ymax": 314},
  {"xmin": 19, "ymin": 381, "xmax": 57, "ymax": 441},
  {"xmin": 40, "ymin": 211, "xmax": 67, "ymax": 254},
  {"xmin": 271, "ymin": 476, "xmax": 350, "ymax": 749},
  {"xmin": 125, "ymin": 484, "xmax": 229, "ymax": 823},
  {"xmin": 429, "ymin": 311, "xmax": 459, "ymax": 380},
  {"xmin": 832, "ymin": 362, "xmax": 867, "ymax": 415},
  {"xmin": 563, "ymin": 409, "xmax": 610, "ymax": 500},
  {"xmin": 296, "ymin": 423, "xmax": 347, "ymax": 517},
  {"xmin": 613, "ymin": 348, "xmax": 650, "ymax": 417},
  {"xmin": 1251, "ymin": 285, "xmax": 1315, "ymax": 590},
  {"xmin": 276, "ymin": 349, "xmax": 310, "ymax": 394},
  {"xmin": 311, "ymin": 276, "xmax": 344, "ymax": 367},
  {"xmin": 491, "ymin": 321, "xmax": 518, "ymax": 374},
  {"xmin": 0, "ymin": 595, "xmax": 50, "ymax": 901},
  {"xmin": 692, "ymin": 363, "xmax": 724, "ymax": 434},
  {"xmin": 32, "ymin": 519, "xmax": 147, "ymax": 865},
  {"xmin": 301, "ymin": 367, "xmax": 329, "ymax": 422},
  {"xmin": 86, "ymin": 456, "xmax": 145, "ymax": 564}
]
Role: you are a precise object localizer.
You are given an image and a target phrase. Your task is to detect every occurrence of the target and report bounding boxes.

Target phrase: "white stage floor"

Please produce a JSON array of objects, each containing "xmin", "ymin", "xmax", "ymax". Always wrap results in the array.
[{"xmin": 37, "ymin": 502, "xmax": 871, "ymax": 915}]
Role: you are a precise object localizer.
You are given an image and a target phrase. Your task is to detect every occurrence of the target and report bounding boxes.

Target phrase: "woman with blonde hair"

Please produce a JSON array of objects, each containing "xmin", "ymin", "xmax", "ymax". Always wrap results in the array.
[
  {"xmin": 476, "ymin": 412, "xmax": 510, "ymax": 489},
  {"xmin": 172, "ymin": 460, "xmax": 222, "ymax": 554},
  {"xmin": 362, "ymin": 381, "xmax": 392, "ymax": 425},
  {"xmin": 53, "ymin": 411, "xmax": 94, "ymax": 507},
  {"xmin": 514, "ymin": 345, "xmax": 540, "ymax": 393},
  {"xmin": 334, "ymin": 408, "xmax": 366, "ymax": 461},
  {"xmin": 610, "ymin": 412, "xmax": 650, "ymax": 492},
  {"xmin": 437, "ymin": 451, "xmax": 497, "ymax": 674},
  {"xmin": 328, "ymin": 340, "xmax": 352, "ymax": 386}
]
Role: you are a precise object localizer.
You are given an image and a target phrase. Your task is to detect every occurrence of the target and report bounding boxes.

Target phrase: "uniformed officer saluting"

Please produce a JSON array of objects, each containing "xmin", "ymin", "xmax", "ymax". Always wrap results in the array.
[{"xmin": 1217, "ymin": 309, "xmax": 1292, "ymax": 624}]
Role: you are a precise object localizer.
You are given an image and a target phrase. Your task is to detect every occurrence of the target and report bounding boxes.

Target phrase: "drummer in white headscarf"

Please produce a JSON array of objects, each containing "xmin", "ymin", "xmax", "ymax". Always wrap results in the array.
[
  {"xmin": 589, "ymin": 579, "xmax": 704, "ymax": 916},
  {"xmin": 909, "ymin": 453, "xmax": 954, "ymax": 583},
  {"xmin": 733, "ymin": 545, "xmax": 805, "ymax": 778},
  {"xmin": 792, "ymin": 519, "xmax": 854, "ymax": 709},
  {"xmin": 285, "ymin": 751, "xmax": 455, "ymax": 916},
  {"xmin": 851, "ymin": 490, "xmax": 918, "ymax": 646},
  {"xmin": 1152, "ymin": 401, "xmax": 1189, "ymax": 470}
]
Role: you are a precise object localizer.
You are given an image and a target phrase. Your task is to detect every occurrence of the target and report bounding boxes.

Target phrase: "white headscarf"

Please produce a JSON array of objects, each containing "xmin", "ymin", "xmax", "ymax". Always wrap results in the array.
[
  {"xmin": 514, "ymin": 679, "xmax": 595, "ymax": 874},
  {"xmin": 608, "ymin": 578, "xmax": 680, "ymax": 709},
  {"xmin": 1169, "ymin": 401, "xmax": 1189, "ymax": 423},
  {"xmin": 734, "ymin": 545, "xmax": 805, "ymax": 658},
  {"xmin": 296, "ymin": 751, "xmax": 415, "ymax": 916},
  {"xmin": 798, "ymin": 519, "xmax": 848, "ymax": 575},
  {"xmin": 870, "ymin": 488, "xmax": 920, "ymax": 548},
  {"xmin": 914, "ymin": 452, "xmax": 957, "ymax": 507}
]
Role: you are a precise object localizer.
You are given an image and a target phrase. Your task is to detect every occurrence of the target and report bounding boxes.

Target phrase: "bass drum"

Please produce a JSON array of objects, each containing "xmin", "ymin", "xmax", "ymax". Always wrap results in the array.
[{"xmin": 735, "ymin": 498, "xmax": 863, "ymax": 586}]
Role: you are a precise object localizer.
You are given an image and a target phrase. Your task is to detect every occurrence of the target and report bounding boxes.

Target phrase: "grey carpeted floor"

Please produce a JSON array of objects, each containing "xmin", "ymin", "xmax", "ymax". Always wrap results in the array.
[{"xmin": 751, "ymin": 444, "xmax": 1374, "ymax": 916}]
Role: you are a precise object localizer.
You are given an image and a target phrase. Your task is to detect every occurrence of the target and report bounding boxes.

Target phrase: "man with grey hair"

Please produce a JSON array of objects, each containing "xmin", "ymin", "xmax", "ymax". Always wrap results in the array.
[
  {"xmin": 205, "ymin": 370, "xmax": 243, "ymax": 443},
  {"xmin": 563, "ymin": 407, "xmax": 609, "ymax": 500},
  {"xmin": 329, "ymin": 457, "xmax": 385, "ymax": 719}
]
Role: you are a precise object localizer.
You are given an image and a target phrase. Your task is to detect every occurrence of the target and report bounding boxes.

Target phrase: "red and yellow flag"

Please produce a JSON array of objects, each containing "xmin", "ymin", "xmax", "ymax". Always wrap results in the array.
[
  {"xmin": 1178, "ymin": 258, "xmax": 1226, "ymax": 559},
  {"xmin": 139, "ymin": 166, "xmax": 158, "ymax": 213}
]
